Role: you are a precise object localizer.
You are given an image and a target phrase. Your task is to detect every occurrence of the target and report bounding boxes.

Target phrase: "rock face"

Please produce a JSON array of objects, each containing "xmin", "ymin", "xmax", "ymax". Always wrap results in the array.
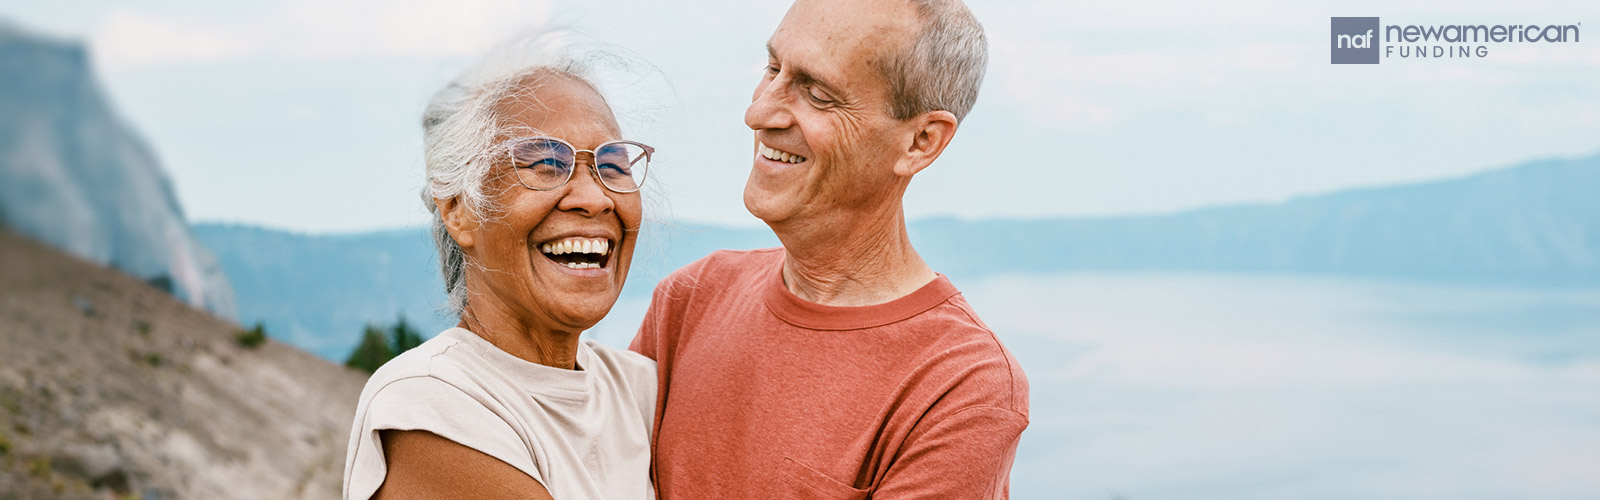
[
  {"xmin": 0, "ymin": 230, "xmax": 367, "ymax": 499},
  {"xmin": 0, "ymin": 22, "xmax": 235, "ymax": 318}
]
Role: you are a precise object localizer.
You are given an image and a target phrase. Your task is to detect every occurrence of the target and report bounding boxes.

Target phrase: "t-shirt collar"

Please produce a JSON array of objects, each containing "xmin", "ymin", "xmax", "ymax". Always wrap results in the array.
[
  {"xmin": 442, "ymin": 327, "xmax": 593, "ymax": 401},
  {"xmin": 761, "ymin": 259, "xmax": 960, "ymax": 331}
]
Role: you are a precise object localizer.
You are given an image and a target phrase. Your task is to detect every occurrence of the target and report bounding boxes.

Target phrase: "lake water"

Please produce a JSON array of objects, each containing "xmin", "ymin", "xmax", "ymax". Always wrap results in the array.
[{"xmin": 585, "ymin": 272, "xmax": 1600, "ymax": 500}]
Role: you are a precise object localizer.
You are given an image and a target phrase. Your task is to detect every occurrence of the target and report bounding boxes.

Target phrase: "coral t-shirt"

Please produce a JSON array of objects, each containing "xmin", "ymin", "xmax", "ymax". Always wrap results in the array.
[{"xmin": 630, "ymin": 248, "xmax": 1029, "ymax": 499}]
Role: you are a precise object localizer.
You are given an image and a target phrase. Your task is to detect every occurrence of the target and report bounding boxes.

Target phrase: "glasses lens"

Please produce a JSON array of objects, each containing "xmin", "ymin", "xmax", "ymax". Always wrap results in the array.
[
  {"xmin": 510, "ymin": 138, "xmax": 574, "ymax": 189},
  {"xmin": 593, "ymin": 142, "xmax": 650, "ymax": 192}
]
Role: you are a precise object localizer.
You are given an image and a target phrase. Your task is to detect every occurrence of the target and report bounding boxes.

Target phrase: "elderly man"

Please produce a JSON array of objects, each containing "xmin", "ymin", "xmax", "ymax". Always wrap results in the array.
[{"xmin": 629, "ymin": 0, "xmax": 1027, "ymax": 498}]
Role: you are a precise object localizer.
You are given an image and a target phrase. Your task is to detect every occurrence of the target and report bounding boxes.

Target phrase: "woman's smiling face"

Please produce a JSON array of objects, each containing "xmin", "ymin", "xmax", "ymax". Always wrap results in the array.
[{"xmin": 450, "ymin": 74, "xmax": 641, "ymax": 333}]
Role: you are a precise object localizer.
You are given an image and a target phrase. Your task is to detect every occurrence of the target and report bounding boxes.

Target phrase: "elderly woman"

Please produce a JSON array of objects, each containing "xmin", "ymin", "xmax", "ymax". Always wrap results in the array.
[{"xmin": 343, "ymin": 36, "xmax": 657, "ymax": 500}]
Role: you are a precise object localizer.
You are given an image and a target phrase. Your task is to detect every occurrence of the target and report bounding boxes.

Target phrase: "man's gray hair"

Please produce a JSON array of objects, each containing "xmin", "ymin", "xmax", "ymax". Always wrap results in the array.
[
  {"xmin": 420, "ymin": 30, "xmax": 615, "ymax": 318},
  {"xmin": 876, "ymin": 0, "xmax": 988, "ymax": 122}
]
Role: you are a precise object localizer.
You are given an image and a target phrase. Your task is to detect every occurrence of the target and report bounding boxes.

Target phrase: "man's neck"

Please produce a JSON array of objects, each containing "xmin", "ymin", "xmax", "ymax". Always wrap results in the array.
[{"xmin": 772, "ymin": 208, "xmax": 936, "ymax": 307}]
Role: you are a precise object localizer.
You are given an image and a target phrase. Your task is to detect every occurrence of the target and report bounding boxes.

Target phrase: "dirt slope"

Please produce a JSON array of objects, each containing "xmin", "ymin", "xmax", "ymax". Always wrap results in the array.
[{"xmin": 0, "ymin": 230, "xmax": 367, "ymax": 499}]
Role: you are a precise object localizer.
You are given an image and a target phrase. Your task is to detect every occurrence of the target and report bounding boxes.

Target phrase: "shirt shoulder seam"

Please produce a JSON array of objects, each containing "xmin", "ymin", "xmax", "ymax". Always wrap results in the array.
[
  {"xmin": 948, "ymin": 296, "xmax": 1025, "ymax": 413},
  {"xmin": 937, "ymin": 404, "xmax": 1030, "ymax": 427}
]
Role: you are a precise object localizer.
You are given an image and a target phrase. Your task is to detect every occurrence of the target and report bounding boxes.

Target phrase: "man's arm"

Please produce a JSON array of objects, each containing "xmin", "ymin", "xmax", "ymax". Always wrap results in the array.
[
  {"xmin": 873, "ymin": 406, "xmax": 1028, "ymax": 499},
  {"xmin": 629, "ymin": 268, "xmax": 682, "ymax": 361},
  {"xmin": 373, "ymin": 430, "xmax": 554, "ymax": 500},
  {"xmin": 627, "ymin": 305, "xmax": 658, "ymax": 360}
]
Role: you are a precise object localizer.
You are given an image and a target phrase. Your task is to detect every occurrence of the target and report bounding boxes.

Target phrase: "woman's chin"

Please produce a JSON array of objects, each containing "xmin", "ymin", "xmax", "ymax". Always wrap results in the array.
[
  {"xmin": 546, "ymin": 298, "xmax": 620, "ymax": 333},
  {"xmin": 522, "ymin": 252, "xmax": 628, "ymax": 331}
]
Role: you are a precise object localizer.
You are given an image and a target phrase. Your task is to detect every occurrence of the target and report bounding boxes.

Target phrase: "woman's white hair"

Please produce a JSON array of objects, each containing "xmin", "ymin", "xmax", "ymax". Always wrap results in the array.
[{"xmin": 421, "ymin": 29, "xmax": 640, "ymax": 318}]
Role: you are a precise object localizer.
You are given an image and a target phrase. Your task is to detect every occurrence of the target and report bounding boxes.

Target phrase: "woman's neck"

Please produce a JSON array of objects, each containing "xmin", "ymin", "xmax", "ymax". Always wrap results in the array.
[{"xmin": 459, "ymin": 299, "xmax": 582, "ymax": 370}]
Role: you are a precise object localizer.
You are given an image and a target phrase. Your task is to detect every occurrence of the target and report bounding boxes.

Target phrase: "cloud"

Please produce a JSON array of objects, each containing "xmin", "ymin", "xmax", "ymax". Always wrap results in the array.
[
  {"xmin": 988, "ymin": 38, "xmax": 1312, "ymax": 128},
  {"xmin": 93, "ymin": 11, "xmax": 254, "ymax": 67},
  {"xmin": 977, "ymin": 0, "xmax": 1600, "ymax": 132},
  {"xmin": 91, "ymin": 0, "xmax": 554, "ymax": 68}
]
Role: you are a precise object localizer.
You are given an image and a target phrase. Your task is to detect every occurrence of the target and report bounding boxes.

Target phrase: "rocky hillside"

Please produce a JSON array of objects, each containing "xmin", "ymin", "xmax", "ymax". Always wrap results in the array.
[
  {"xmin": 0, "ymin": 22, "xmax": 234, "ymax": 317},
  {"xmin": 0, "ymin": 230, "xmax": 366, "ymax": 499}
]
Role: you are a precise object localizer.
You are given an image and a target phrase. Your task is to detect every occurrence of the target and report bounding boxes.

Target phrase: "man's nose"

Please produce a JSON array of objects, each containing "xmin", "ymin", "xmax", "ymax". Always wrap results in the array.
[{"xmin": 745, "ymin": 79, "xmax": 794, "ymax": 131}]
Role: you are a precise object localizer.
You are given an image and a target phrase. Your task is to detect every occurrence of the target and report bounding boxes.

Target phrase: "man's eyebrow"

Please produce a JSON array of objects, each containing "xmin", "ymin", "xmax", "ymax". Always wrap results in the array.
[{"xmin": 766, "ymin": 42, "xmax": 843, "ymax": 97}]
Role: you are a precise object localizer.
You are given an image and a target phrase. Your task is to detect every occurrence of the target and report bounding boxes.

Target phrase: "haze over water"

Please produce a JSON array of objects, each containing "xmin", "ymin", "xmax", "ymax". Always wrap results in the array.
[{"xmin": 589, "ymin": 272, "xmax": 1600, "ymax": 499}]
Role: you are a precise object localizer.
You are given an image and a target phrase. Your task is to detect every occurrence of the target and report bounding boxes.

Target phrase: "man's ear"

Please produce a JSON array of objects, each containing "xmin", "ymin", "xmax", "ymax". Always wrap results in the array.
[
  {"xmin": 435, "ymin": 196, "xmax": 477, "ymax": 251},
  {"xmin": 894, "ymin": 110, "xmax": 958, "ymax": 177}
]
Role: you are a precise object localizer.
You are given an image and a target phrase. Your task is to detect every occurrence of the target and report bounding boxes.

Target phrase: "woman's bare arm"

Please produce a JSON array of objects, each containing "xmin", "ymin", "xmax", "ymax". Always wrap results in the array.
[{"xmin": 373, "ymin": 430, "xmax": 554, "ymax": 500}]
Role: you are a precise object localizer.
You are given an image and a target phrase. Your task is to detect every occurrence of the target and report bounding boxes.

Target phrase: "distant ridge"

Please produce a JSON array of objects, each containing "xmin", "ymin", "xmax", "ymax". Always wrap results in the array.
[
  {"xmin": 914, "ymin": 151, "xmax": 1600, "ymax": 285},
  {"xmin": 196, "ymin": 151, "xmax": 1600, "ymax": 359},
  {"xmin": 191, "ymin": 224, "xmax": 449, "ymax": 360}
]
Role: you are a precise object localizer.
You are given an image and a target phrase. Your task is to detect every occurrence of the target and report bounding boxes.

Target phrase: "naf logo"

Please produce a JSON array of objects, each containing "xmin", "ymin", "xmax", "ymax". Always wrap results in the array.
[{"xmin": 1331, "ymin": 17, "xmax": 1380, "ymax": 64}]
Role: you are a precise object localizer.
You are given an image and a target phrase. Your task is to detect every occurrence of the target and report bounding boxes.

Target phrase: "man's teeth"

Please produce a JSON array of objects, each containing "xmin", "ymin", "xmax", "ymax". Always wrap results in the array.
[
  {"xmin": 540, "ymin": 237, "xmax": 611, "ymax": 256},
  {"xmin": 760, "ymin": 144, "xmax": 806, "ymax": 164}
]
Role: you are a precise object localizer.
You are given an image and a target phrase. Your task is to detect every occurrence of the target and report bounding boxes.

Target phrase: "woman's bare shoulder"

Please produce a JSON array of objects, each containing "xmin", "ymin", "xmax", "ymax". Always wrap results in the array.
[{"xmin": 373, "ymin": 429, "xmax": 553, "ymax": 500}]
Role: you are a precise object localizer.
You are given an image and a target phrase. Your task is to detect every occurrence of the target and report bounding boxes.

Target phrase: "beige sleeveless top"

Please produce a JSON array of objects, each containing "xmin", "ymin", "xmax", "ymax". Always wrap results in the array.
[{"xmin": 343, "ymin": 328, "xmax": 656, "ymax": 499}]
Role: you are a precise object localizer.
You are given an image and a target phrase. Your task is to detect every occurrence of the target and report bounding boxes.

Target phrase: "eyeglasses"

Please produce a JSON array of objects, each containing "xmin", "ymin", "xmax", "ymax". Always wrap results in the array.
[{"xmin": 501, "ymin": 136, "xmax": 654, "ymax": 193}]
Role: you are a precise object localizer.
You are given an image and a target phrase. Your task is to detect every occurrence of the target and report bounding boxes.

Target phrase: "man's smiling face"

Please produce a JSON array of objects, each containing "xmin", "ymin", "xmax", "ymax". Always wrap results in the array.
[{"xmin": 742, "ymin": 0, "xmax": 922, "ymax": 227}]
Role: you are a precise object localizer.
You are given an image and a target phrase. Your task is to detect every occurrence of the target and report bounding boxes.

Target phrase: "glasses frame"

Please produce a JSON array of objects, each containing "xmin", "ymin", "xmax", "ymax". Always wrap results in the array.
[{"xmin": 499, "ymin": 136, "xmax": 655, "ymax": 194}]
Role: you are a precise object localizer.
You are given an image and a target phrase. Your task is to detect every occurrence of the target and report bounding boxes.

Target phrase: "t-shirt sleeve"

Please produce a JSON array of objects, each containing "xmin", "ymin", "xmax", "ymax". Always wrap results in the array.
[
  {"xmin": 344, "ymin": 376, "xmax": 542, "ymax": 500},
  {"xmin": 872, "ymin": 406, "xmax": 1029, "ymax": 500},
  {"xmin": 628, "ymin": 298, "xmax": 660, "ymax": 361},
  {"xmin": 629, "ymin": 272, "xmax": 678, "ymax": 361},
  {"xmin": 630, "ymin": 250, "xmax": 724, "ymax": 362}
]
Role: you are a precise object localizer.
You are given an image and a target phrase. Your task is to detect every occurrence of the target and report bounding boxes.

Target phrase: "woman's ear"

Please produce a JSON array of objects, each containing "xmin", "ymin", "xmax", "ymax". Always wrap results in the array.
[
  {"xmin": 894, "ymin": 109, "xmax": 959, "ymax": 177},
  {"xmin": 435, "ymin": 196, "xmax": 477, "ymax": 250}
]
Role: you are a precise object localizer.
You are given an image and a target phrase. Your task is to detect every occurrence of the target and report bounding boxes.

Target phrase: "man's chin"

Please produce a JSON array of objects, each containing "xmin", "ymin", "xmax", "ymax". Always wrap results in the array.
[{"xmin": 742, "ymin": 188, "xmax": 795, "ymax": 225}]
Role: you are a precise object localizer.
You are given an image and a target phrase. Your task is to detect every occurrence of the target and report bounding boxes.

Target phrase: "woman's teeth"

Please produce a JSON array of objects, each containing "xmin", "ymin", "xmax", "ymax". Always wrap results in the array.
[
  {"xmin": 760, "ymin": 144, "xmax": 806, "ymax": 164},
  {"xmin": 539, "ymin": 237, "xmax": 611, "ymax": 270},
  {"xmin": 541, "ymin": 238, "xmax": 609, "ymax": 255}
]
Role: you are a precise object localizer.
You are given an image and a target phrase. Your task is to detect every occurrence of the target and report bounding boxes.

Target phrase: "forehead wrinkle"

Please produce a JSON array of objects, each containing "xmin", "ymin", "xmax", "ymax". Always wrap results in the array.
[
  {"xmin": 768, "ymin": 38, "xmax": 848, "ymax": 98},
  {"xmin": 496, "ymin": 76, "xmax": 622, "ymax": 146},
  {"xmin": 785, "ymin": 5, "xmax": 915, "ymax": 102}
]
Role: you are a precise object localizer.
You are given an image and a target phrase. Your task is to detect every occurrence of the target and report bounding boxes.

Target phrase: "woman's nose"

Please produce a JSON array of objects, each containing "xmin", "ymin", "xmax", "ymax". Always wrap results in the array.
[{"xmin": 556, "ymin": 160, "xmax": 617, "ymax": 216}]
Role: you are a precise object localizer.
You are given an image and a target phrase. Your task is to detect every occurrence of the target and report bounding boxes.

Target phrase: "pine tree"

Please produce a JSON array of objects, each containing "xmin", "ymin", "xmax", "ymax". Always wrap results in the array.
[
  {"xmin": 344, "ymin": 324, "xmax": 393, "ymax": 374},
  {"xmin": 344, "ymin": 314, "xmax": 427, "ymax": 374},
  {"xmin": 390, "ymin": 315, "xmax": 424, "ymax": 354}
]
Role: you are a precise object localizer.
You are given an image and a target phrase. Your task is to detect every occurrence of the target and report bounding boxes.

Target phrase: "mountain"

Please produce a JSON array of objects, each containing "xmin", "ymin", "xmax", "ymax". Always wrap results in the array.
[
  {"xmin": 0, "ymin": 229, "xmax": 365, "ymax": 499},
  {"xmin": 190, "ymin": 224, "xmax": 453, "ymax": 360},
  {"xmin": 195, "ymin": 151, "xmax": 1600, "ymax": 361},
  {"xmin": 912, "ymin": 152, "xmax": 1600, "ymax": 285},
  {"xmin": 189, "ymin": 222, "xmax": 779, "ymax": 360},
  {"xmin": 0, "ymin": 22, "xmax": 235, "ymax": 317}
]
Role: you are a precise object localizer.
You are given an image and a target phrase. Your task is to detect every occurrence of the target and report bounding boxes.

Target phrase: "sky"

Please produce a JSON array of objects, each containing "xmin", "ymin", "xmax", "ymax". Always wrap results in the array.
[{"xmin": 4, "ymin": 0, "xmax": 1599, "ymax": 233}]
